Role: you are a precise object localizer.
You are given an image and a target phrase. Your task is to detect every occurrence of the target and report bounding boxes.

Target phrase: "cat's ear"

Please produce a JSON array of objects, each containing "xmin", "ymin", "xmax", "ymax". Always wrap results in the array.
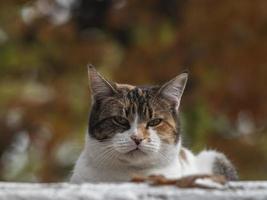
[
  {"xmin": 157, "ymin": 72, "xmax": 188, "ymax": 109},
  {"xmin": 87, "ymin": 65, "xmax": 118, "ymax": 101}
]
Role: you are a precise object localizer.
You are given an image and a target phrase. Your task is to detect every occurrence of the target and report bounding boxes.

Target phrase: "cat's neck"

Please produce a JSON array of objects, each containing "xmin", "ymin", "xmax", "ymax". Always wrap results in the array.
[{"xmin": 73, "ymin": 149, "xmax": 183, "ymax": 182}]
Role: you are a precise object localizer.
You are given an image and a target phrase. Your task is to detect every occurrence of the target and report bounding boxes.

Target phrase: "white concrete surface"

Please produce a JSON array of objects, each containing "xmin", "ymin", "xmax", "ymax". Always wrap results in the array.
[{"xmin": 0, "ymin": 181, "xmax": 267, "ymax": 200}]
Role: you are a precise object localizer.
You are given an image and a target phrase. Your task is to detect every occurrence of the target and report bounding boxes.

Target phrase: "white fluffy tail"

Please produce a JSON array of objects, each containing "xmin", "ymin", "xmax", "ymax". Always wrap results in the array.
[{"xmin": 195, "ymin": 150, "xmax": 238, "ymax": 180}]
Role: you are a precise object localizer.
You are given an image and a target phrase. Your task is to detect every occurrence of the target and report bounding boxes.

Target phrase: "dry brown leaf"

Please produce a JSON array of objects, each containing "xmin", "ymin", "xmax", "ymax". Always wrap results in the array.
[{"xmin": 131, "ymin": 174, "xmax": 227, "ymax": 189}]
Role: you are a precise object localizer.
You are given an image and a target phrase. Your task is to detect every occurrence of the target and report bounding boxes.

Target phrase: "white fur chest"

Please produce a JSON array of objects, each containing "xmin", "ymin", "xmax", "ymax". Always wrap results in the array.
[
  {"xmin": 70, "ymin": 146, "xmax": 198, "ymax": 183},
  {"xmin": 71, "ymin": 151, "xmax": 178, "ymax": 182}
]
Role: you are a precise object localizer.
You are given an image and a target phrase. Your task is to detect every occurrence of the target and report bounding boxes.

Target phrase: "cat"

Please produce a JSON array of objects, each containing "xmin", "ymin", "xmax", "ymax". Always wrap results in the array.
[{"xmin": 70, "ymin": 65, "xmax": 238, "ymax": 183}]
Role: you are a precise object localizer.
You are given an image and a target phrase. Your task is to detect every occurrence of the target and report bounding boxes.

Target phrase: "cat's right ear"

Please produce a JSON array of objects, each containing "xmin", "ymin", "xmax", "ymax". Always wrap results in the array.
[{"xmin": 87, "ymin": 65, "xmax": 118, "ymax": 101}]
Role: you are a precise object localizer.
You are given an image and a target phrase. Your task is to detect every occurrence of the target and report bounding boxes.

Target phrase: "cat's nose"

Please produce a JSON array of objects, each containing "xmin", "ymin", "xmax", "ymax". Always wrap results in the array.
[{"xmin": 130, "ymin": 135, "xmax": 143, "ymax": 145}]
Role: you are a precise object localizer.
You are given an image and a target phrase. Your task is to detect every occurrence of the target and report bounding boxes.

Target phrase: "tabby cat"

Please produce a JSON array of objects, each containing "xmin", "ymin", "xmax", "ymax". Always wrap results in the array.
[{"xmin": 70, "ymin": 66, "xmax": 237, "ymax": 182}]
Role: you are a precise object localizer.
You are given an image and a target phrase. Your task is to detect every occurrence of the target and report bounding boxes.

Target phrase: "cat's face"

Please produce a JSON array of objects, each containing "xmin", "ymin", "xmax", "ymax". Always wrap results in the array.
[{"xmin": 87, "ymin": 66, "xmax": 187, "ymax": 167}]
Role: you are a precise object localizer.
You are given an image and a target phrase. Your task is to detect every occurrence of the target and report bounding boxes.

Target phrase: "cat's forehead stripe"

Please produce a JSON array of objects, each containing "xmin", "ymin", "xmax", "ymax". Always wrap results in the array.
[{"xmin": 124, "ymin": 87, "xmax": 153, "ymax": 120}]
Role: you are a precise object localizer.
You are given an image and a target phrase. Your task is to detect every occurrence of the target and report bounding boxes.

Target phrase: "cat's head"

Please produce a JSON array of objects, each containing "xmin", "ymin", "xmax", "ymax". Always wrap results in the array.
[{"xmin": 87, "ymin": 65, "xmax": 188, "ymax": 167}]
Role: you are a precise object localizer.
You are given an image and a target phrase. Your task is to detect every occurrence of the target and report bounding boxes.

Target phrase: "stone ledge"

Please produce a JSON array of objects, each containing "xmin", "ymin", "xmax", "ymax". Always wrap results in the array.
[{"xmin": 0, "ymin": 181, "xmax": 267, "ymax": 200}]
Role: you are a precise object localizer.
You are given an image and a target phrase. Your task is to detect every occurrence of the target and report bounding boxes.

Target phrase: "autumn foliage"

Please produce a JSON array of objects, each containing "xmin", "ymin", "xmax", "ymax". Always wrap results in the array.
[{"xmin": 0, "ymin": 0, "xmax": 266, "ymax": 182}]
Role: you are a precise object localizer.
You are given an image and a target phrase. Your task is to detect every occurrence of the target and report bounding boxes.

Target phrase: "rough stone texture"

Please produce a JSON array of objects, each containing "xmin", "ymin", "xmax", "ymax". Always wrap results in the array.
[{"xmin": 0, "ymin": 181, "xmax": 267, "ymax": 200}]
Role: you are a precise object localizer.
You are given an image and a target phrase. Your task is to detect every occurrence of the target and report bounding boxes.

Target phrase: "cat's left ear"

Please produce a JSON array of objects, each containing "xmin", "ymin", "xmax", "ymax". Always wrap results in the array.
[{"xmin": 157, "ymin": 72, "xmax": 188, "ymax": 109}]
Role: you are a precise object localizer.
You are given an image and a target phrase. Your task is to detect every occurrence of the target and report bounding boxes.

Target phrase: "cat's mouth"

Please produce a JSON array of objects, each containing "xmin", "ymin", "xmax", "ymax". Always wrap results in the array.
[{"xmin": 125, "ymin": 147, "xmax": 146, "ymax": 156}]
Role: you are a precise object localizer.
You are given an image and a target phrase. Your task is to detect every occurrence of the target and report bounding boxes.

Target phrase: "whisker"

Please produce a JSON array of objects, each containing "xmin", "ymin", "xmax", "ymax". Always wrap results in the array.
[
  {"xmin": 95, "ymin": 146, "xmax": 114, "ymax": 158},
  {"xmin": 141, "ymin": 143, "xmax": 157, "ymax": 148},
  {"xmin": 97, "ymin": 149, "xmax": 116, "ymax": 167},
  {"xmin": 115, "ymin": 144, "xmax": 135, "ymax": 148},
  {"xmin": 158, "ymin": 151, "xmax": 173, "ymax": 163},
  {"xmin": 116, "ymin": 141, "xmax": 133, "ymax": 145},
  {"xmin": 116, "ymin": 147, "xmax": 132, "ymax": 151},
  {"xmin": 109, "ymin": 151, "xmax": 119, "ymax": 168}
]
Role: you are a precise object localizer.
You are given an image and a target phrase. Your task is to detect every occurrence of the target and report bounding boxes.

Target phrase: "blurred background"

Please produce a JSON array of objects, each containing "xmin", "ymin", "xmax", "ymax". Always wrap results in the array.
[{"xmin": 0, "ymin": 0, "xmax": 267, "ymax": 182}]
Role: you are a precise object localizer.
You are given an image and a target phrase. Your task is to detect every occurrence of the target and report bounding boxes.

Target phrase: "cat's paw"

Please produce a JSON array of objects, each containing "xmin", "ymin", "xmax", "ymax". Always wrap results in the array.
[{"xmin": 196, "ymin": 150, "xmax": 238, "ymax": 181}]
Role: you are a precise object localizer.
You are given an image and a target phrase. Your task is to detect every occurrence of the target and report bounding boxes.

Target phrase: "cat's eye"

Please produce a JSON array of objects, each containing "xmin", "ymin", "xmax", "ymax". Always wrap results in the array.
[
  {"xmin": 112, "ymin": 116, "xmax": 129, "ymax": 127},
  {"xmin": 147, "ymin": 118, "xmax": 162, "ymax": 127}
]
